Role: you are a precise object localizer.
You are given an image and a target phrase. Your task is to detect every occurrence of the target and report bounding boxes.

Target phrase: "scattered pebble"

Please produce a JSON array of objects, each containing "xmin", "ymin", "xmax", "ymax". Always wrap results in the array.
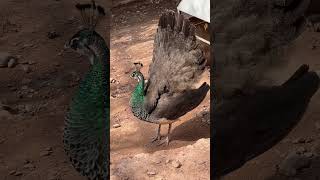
[
  {"xmin": 40, "ymin": 147, "xmax": 53, "ymax": 157},
  {"xmin": 47, "ymin": 31, "xmax": 60, "ymax": 39},
  {"xmin": 21, "ymin": 78, "xmax": 32, "ymax": 85},
  {"xmin": 113, "ymin": 124, "xmax": 121, "ymax": 128},
  {"xmin": 147, "ymin": 171, "xmax": 157, "ymax": 176},
  {"xmin": 292, "ymin": 138, "xmax": 306, "ymax": 144},
  {"xmin": 23, "ymin": 163, "xmax": 35, "ymax": 170},
  {"xmin": 165, "ymin": 159, "xmax": 171, "ymax": 164},
  {"xmin": 111, "ymin": 79, "xmax": 117, "ymax": 83},
  {"xmin": 0, "ymin": 52, "xmax": 11, "ymax": 68},
  {"xmin": 7, "ymin": 58, "xmax": 17, "ymax": 68},
  {"xmin": 21, "ymin": 65, "xmax": 31, "ymax": 73},
  {"xmin": 172, "ymin": 160, "xmax": 182, "ymax": 168},
  {"xmin": 278, "ymin": 151, "xmax": 311, "ymax": 176},
  {"xmin": 9, "ymin": 170, "xmax": 16, "ymax": 175},
  {"xmin": 296, "ymin": 147, "xmax": 307, "ymax": 154}
]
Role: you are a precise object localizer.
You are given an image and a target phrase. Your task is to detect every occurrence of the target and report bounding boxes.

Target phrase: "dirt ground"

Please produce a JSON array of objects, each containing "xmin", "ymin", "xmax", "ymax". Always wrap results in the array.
[
  {"xmin": 0, "ymin": 0, "xmax": 110, "ymax": 179},
  {"xmin": 110, "ymin": 0, "xmax": 210, "ymax": 179},
  {"xmin": 223, "ymin": 30, "xmax": 320, "ymax": 179}
]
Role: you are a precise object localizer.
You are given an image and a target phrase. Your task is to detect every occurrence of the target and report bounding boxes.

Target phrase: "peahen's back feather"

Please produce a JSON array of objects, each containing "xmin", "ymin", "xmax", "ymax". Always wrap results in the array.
[
  {"xmin": 63, "ymin": 59, "xmax": 109, "ymax": 179},
  {"xmin": 145, "ymin": 11, "xmax": 207, "ymax": 114}
]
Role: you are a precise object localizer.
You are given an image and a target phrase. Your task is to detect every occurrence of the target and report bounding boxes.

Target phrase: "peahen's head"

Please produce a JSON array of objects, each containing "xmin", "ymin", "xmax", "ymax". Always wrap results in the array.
[
  {"xmin": 64, "ymin": 29, "xmax": 100, "ymax": 62},
  {"xmin": 64, "ymin": 1, "xmax": 106, "ymax": 64},
  {"xmin": 131, "ymin": 71, "xmax": 144, "ymax": 82},
  {"xmin": 131, "ymin": 62, "xmax": 144, "ymax": 82}
]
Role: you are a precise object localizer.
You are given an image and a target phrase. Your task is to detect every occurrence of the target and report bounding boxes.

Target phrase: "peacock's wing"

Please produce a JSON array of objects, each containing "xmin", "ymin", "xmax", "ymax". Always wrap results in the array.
[
  {"xmin": 63, "ymin": 61, "xmax": 108, "ymax": 179},
  {"xmin": 145, "ymin": 11, "xmax": 207, "ymax": 114},
  {"xmin": 212, "ymin": 0, "xmax": 312, "ymax": 103},
  {"xmin": 150, "ymin": 82, "xmax": 210, "ymax": 120}
]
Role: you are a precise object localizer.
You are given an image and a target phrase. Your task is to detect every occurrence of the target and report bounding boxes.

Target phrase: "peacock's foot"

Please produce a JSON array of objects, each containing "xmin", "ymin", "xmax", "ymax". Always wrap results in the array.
[
  {"xmin": 156, "ymin": 136, "xmax": 170, "ymax": 146},
  {"xmin": 150, "ymin": 134, "xmax": 162, "ymax": 143}
]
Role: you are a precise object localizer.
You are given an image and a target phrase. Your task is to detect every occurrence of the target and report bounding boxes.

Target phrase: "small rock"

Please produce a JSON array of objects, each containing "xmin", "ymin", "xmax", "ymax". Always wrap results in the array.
[
  {"xmin": 24, "ymin": 105, "xmax": 32, "ymax": 112},
  {"xmin": 21, "ymin": 65, "xmax": 31, "ymax": 73},
  {"xmin": 0, "ymin": 52, "xmax": 11, "ymax": 68},
  {"xmin": 40, "ymin": 151, "xmax": 51, "ymax": 157},
  {"xmin": 304, "ymin": 152, "xmax": 313, "ymax": 158},
  {"xmin": 311, "ymin": 143, "xmax": 320, "ymax": 155},
  {"xmin": 165, "ymin": 159, "xmax": 171, "ymax": 164},
  {"xmin": 147, "ymin": 171, "xmax": 156, "ymax": 176},
  {"xmin": 172, "ymin": 160, "xmax": 182, "ymax": 168},
  {"xmin": 113, "ymin": 124, "xmax": 121, "ymax": 128},
  {"xmin": 0, "ymin": 110, "xmax": 12, "ymax": 119},
  {"xmin": 7, "ymin": 58, "xmax": 17, "ymax": 68},
  {"xmin": 292, "ymin": 138, "xmax": 305, "ymax": 144},
  {"xmin": 28, "ymin": 61, "xmax": 36, "ymax": 65},
  {"xmin": 21, "ymin": 78, "xmax": 32, "ymax": 85},
  {"xmin": 278, "ymin": 151, "xmax": 311, "ymax": 176},
  {"xmin": 14, "ymin": 171, "xmax": 23, "ymax": 176},
  {"xmin": 9, "ymin": 170, "xmax": 16, "ymax": 175},
  {"xmin": 296, "ymin": 147, "xmax": 307, "ymax": 154},
  {"xmin": 54, "ymin": 62, "xmax": 60, "ymax": 67},
  {"xmin": 154, "ymin": 159, "xmax": 161, "ymax": 164},
  {"xmin": 0, "ymin": 138, "xmax": 5, "ymax": 144},
  {"xmin": 21, "ymin": 85, "xmax": 28, "ymax": 90},
  {"xmin": 47, "ymin": 31, "xmax": 60, "ymax": 39},
  {"xmin": 111, "ymin": 79, "xmax": 117, "ymax": 83},
  {"xmin": 23, "ymin": 163, "xmax": 35, "ymax": 170}
]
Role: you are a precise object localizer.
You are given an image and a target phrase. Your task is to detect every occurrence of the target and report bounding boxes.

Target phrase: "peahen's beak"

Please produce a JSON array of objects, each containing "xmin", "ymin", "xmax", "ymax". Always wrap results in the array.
[{"xmin": 64, "ymin": 42, "xmax": 71, "ymax": 49}]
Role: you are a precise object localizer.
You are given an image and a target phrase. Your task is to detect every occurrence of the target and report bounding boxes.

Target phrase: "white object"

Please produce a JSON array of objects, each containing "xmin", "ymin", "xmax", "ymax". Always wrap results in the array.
[{"xmin": 177, "ymin": 0, "xmax": 210, "ymax": 23}]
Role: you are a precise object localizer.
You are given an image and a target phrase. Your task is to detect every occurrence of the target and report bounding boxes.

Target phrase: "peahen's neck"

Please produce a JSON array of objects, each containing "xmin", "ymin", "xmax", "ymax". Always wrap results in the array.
[{"xmin": 130, "ymin": 73, "xmax": 149, "ymax": 120}]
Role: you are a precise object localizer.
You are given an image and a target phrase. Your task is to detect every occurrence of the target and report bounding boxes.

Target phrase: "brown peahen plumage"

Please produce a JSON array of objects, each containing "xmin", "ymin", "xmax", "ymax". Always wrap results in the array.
[{"xmin": 129, "ymin": 11, "xmax": 209, "ymax": 146}]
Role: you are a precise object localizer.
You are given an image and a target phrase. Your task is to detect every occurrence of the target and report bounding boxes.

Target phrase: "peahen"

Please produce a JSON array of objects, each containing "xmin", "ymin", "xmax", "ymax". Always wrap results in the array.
[
  {"xmin": 129, "ymin": 11, "xmax": 209, "ymax": 146},
  {"xmin": 62, "ymin": 1, "xmax": 109, "ymax": 179},
  {"xmin": 212, "ymin": 0, "xmax": 320, "ymax": 177}
]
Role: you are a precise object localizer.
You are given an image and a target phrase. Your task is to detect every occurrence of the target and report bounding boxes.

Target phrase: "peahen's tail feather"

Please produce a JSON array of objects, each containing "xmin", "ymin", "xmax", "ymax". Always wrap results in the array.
[{"xmin": 145, "ymin": 11, "xmax": 206, "ymax": 113}]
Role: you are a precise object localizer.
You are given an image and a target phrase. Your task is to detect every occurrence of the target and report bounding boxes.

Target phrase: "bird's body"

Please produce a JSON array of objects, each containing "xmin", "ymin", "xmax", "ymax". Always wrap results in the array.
[
  {"xmin": 63, "ymin": 2, "xmax": 109, "ymax": 179},
  {"xmin": 129, "ymin": 11, "xmax": 209, "ymax": 145}
]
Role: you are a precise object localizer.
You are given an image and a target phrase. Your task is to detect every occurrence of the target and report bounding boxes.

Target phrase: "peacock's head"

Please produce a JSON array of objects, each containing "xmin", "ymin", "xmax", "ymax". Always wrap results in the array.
[{"xmin": 131, "ymin": 62, "xmax": 144, "ymax": 82}]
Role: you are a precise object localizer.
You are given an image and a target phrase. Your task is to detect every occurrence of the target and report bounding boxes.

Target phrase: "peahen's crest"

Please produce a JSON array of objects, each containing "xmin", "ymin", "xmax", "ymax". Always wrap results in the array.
[{"xmin": 75, "ymin": 0, "xmax": 105, "ymax": 30}]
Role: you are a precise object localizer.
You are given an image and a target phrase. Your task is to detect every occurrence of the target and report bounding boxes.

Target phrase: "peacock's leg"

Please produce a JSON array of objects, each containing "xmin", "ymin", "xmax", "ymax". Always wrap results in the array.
[
  {"xmin": 157, "ymin": 123, "xmax": 172, "ymax": 146},
  {"xmin": 150, "ymin": 124, "xmax": 162, "ymax": 142}
]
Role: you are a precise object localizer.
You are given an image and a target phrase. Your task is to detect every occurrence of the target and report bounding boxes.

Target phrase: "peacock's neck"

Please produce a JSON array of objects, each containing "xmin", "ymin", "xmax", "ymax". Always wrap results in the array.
[{"xmin": 130, "ymin": 74, "xmax": 149, "ymax": 120}]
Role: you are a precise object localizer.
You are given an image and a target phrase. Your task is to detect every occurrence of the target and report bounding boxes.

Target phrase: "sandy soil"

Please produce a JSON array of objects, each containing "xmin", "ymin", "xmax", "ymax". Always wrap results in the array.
[
  {"xmin": 110, "ymin": 0, "xmax": 210, "ymax": 179},
  {"xmin": 0, "ymin": 0, "xmax": 110, "ymax": 179},
  {"xmin": 223, "ymin": 29, "xmax": 320, "ymax": 180}
]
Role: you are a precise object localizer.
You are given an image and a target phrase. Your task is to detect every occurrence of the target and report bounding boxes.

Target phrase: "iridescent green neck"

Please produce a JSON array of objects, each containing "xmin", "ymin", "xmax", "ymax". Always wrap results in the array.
[{"xmin": 130, "ymin": 73, "xmax": 149, "ymax": 120}]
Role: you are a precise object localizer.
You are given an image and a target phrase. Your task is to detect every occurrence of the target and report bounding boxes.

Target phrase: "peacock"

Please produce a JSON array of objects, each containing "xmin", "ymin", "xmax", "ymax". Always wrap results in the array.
[
  {"xmin": 129, "ymin": 11, "xmax": 210, "ymax": 146},
  {"xmin": 212, "ymin": 0, "xmax": 320, "ymax": 177},
  {"xmin": 62, "ymin": 1, "xmax": 109, "ymax": 179}
]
